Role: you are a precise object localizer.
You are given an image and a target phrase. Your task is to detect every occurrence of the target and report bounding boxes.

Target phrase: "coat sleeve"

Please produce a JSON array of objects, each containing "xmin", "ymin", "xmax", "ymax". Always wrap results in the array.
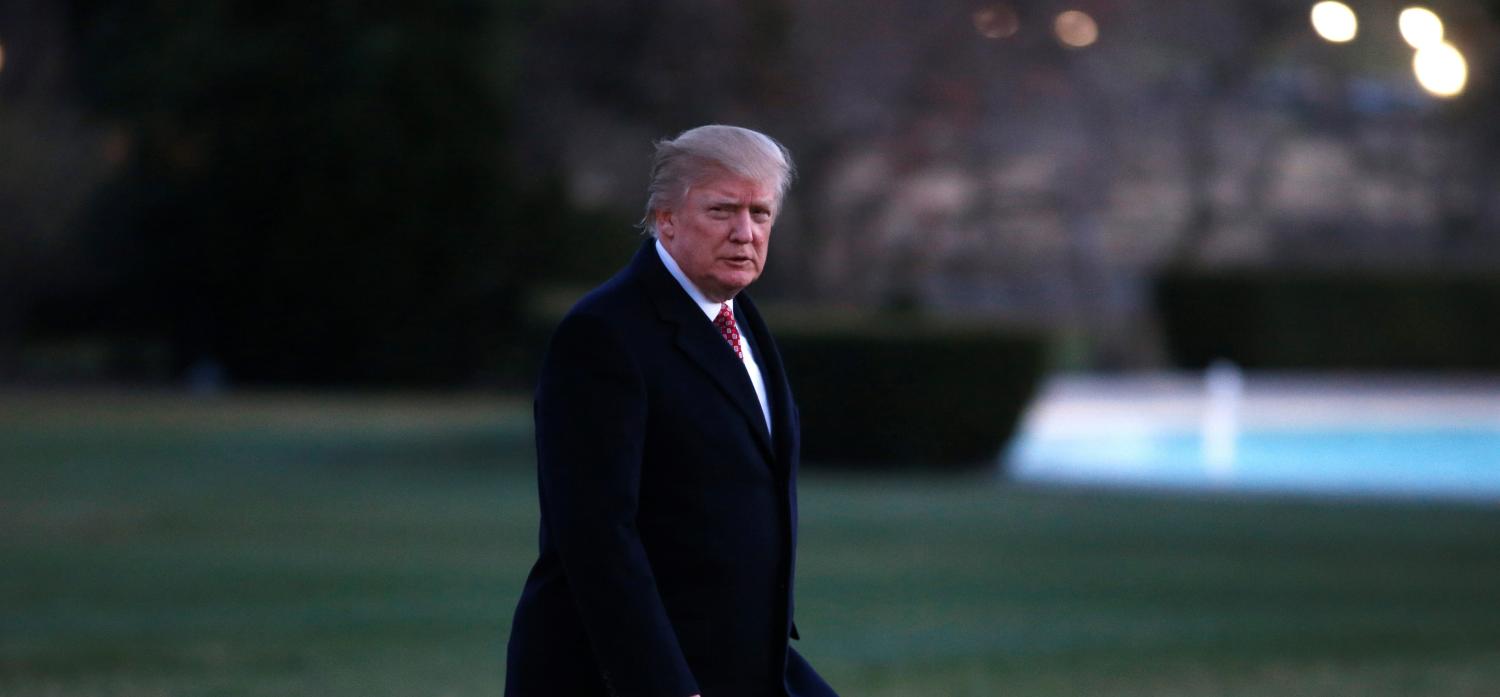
[{"xmin": 533, "ymin": 311, "xmax": 699, "ymax": 697}]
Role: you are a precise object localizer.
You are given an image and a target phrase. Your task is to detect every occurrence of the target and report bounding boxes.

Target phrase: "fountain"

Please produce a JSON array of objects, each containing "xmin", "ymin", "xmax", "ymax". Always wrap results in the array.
[{"xmin": 1202, "ymin": 359, "xmax": 1243, "ymax": 482}]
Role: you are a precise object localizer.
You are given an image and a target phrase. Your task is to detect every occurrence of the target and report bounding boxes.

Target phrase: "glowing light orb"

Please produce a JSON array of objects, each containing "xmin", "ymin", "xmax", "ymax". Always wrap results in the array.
[
  {"xmin": 1413, "ymin": 42, "xmax": 1468, "ymax": 97},
  {"xmin": 1054, "ymin": 10, "xmax": 1099, "ymax": 49},
  {"xmin": 1310, "ymin": 1, "xmax": 1358, "ymax": 43},
  {"xmin": 1398, "ymin": 7, "xmax": 1444, "ymax": 50},
  {"xmin": 973, "ymin": 5, "xmax": 1020, "ymax": 40}
]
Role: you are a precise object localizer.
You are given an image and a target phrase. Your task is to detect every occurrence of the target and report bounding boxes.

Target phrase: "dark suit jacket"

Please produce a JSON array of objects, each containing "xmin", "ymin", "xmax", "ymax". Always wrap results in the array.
[{"xmin": 506, "ymin": 241, "xmax": 837, "ymax": 697}]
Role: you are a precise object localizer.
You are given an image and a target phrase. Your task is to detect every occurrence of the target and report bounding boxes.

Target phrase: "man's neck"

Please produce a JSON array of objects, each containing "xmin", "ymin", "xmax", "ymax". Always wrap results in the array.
[{"xmin": 655, "ymin": 238, "xmax": 732, "ymax": 321}]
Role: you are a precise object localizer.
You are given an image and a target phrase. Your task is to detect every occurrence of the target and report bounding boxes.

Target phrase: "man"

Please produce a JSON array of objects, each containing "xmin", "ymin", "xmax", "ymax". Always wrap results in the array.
[{"xmin": 505, "ymin": 125, "xmax": 838, "ymax": 697}]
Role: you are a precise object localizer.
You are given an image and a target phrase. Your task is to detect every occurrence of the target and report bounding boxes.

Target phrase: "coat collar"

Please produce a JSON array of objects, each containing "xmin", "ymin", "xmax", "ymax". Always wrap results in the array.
[
  {"xmin": 736, "ymin": 288, "xmax": 798, "ymax": 475},
  {"xmin": 629, "ymin": 240, "xmax": 779, "ymax": 462}
]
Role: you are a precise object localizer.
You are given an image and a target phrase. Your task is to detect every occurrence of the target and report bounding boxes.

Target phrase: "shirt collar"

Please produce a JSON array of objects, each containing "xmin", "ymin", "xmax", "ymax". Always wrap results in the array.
[{"xmin": 656, "ymin": 238, "xmax": 731, "ymax": 321}]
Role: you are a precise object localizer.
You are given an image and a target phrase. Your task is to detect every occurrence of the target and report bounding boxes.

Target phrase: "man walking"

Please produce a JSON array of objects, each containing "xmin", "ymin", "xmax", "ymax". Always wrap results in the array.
[{"xmin": 505, "ymin": 125, "xmax": 838, "ymax": 697}]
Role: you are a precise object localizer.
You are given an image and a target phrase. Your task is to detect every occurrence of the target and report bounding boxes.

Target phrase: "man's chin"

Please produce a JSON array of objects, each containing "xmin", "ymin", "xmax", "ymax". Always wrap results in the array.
[{"xmin": 714, "ymin": 273, "xmax": 759, "ymax": 297}]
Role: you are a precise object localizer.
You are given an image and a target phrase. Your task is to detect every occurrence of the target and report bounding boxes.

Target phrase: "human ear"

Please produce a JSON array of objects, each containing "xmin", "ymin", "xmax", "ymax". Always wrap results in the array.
[{"xmin": 656, "ymin": 209, "xmax": 675, "ymax": 238}]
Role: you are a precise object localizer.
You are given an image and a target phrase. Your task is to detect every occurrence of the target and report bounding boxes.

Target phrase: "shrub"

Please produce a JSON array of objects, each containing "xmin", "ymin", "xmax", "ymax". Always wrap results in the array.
[
  {"xmin": 769, "ymin": 310, "xmax": 1050, "ymax": 470},
  {"xmin": 1155, "ymin": 271, "xmax": 1500, "ymax": 371}
]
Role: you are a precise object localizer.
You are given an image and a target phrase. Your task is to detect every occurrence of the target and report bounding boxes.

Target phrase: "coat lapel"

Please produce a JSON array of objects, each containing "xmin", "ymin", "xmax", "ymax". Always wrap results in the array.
[
  {"xmin": 631, "ymin": 242, "xmax": 775, "ymax": 461},
  {"xmin": 736, "ymin": 295, "xmax": 796, "ymax": 477}
]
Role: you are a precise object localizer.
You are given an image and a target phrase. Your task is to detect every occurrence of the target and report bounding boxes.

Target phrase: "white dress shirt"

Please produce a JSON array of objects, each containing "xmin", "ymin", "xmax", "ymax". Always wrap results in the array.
[{"xmin": 656, "ymin": 239, "xmax": 772, "ymax": 434}]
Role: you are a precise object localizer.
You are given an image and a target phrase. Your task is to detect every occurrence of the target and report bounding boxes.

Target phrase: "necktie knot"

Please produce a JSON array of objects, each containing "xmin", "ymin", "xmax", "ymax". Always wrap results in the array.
[{"xmin": 714, "ymin": 303, "xmax": 743, "ymax": 361}]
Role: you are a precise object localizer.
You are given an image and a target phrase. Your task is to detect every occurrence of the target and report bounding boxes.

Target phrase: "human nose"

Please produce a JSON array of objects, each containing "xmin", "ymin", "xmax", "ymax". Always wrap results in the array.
[{"xmin": 729, "ymin": 210, "xmax": 755, "ymax": 243}]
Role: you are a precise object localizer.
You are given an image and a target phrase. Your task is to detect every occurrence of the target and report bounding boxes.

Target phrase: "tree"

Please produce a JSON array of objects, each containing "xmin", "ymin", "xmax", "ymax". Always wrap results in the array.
[{"xmin": 68, "ymin": 0, "xmax": 529, "ymax": 385}]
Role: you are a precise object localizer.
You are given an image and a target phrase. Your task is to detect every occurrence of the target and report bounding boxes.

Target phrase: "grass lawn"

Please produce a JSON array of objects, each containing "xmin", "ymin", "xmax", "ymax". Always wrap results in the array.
[{"xmin": 2, "ymin": 391, "xmax": 1499, "ymax": 696}]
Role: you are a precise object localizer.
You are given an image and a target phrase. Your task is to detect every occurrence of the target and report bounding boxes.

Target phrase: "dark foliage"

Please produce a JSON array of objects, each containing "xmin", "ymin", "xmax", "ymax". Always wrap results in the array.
[
  {"xmin": 1156, "ymin": 271, "xmax": 1500, "ymax": 371},
  {"xmin": 772, "ymin": 313, "xmax": 1050, "ymax": 469},
  {"xmin": 58, "ymin": 1, "xmax": 543, "ymax": 385}
]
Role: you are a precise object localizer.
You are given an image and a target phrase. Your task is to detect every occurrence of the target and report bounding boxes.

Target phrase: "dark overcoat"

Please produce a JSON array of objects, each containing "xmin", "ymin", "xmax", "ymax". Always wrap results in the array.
[{"xmin": 505, "ymin": 241, "xmax": 837, "ymax": 697}]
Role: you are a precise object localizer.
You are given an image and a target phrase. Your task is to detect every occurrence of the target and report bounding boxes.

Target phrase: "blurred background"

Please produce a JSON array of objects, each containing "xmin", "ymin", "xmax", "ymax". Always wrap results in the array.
[{"xmin": 3, "ymin": 0, "xmax": 1500, "ymax": 695}]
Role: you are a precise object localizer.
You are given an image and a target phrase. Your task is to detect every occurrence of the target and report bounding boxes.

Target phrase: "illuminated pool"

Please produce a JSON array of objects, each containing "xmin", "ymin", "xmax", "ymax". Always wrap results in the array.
[
  {"xmin": 1006, "ymin": 375, "xmax": 1500, "ymax": 501},
  {"xmin": 1009, "ymin": 427, "xmax": 1500, "ymax": 500}
]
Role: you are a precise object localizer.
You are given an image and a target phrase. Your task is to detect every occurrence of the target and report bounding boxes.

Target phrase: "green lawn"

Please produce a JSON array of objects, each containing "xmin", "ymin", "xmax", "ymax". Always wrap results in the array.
[{"xmin": 3, "ymin": 392, "xmax": 1499, "ymax": 696}]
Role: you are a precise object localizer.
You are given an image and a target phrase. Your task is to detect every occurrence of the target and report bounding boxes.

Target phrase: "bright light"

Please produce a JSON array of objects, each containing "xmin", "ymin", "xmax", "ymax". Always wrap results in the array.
[
  {"xmin": 1054, "ymin": 10, "xmax": 1099, "ymax": 48},
  {"xmin": 0, "ymin": 41, "xmax": 6, "ymax": 74},
  {"xmin": 972, "ymin": 4, "xmax": 1020, "ymax": 40},
  {"xmin": 1413, "ymin": 41, "xmax": 1468, "ymax": 97},
  {"xmin": 1310, "ymin": 1, "xmax": 1358, "ymax": 43},
  {"xmin": 1398, "ymin": 7, "xmax": 1444, "ymax": 50}
]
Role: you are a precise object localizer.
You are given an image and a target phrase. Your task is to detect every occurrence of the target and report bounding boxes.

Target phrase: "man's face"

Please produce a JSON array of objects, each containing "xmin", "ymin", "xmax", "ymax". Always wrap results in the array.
[{"xmin": 656, "ymin": 170, "xmax": 777, "ymax": 303}]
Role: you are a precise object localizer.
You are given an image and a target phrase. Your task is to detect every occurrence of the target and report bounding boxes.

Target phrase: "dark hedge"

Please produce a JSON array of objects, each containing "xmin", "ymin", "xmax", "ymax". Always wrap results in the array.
[
  {"xmin": 1155, "ymin": 271, "xmax": 1500, "ymax": 371},
  {"xmin": 771, "ymin": 312, "xmax": 1050, "ymax": 470}
]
